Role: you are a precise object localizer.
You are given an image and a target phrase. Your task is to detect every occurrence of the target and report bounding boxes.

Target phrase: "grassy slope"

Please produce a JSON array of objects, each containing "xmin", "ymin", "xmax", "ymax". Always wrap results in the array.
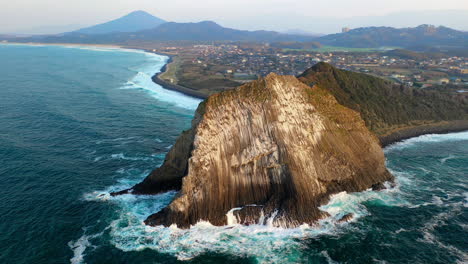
[
  {"xmin": 159, "ymin": 56, "xmax": 180, "ymax": 83},
  {"xmin": 298, "ymin": 62, "xmax": 468, "ymax": 136}
]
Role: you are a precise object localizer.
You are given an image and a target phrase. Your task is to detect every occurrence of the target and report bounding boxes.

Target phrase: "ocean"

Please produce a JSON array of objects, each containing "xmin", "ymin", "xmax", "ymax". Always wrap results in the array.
[{"xmin": 0, "ymin": 44, "xmax": 466, "ymax": 264}]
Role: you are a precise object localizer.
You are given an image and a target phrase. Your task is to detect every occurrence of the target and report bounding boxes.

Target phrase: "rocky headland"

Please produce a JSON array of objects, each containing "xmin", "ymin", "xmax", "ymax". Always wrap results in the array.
[
  {"xmin": 113, "ymin": 69, "xmax": 394, "ymax": 228},
  {"xmin": 112, "ymin": 62, "xmax": 468, "ymax": 228}
]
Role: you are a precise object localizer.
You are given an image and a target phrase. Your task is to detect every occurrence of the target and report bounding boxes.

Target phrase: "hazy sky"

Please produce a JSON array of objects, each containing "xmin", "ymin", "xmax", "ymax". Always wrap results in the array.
[{"xmin": 1, "ymin": 0, "xmax": 468, "ymax": 34}]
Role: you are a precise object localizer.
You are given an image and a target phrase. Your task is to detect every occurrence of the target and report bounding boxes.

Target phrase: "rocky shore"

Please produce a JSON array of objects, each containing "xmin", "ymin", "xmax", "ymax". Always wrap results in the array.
[
  {"xmin": 151, "ymin": 55, "xmax": 208, "ymax": 99},
  {"xmin": 110, "ymin": 61, "xmax": 468, "ymax": 228},
  {"xmin": 115, "ymin": 72, "xmax": 394, "ymax": 228},
  {"xmin": 379, "ymin": 120, "xmax": 468, "ymax": 147}
]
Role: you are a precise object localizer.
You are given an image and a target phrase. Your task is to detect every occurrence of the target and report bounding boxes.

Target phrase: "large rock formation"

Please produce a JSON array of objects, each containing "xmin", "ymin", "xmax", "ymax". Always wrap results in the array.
[{"xmin": 114, "ymin": 73, "xmax": 393, "ymax": 228}]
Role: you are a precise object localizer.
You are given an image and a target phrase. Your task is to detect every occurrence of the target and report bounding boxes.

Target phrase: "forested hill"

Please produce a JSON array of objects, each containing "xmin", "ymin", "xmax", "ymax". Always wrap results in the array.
[
  {"xmin": 318, "ymin": 25, "xmax": 468, "ymax": 48},
  {"xmin": 298, "ymin": 62, "xmax": 468, "ymax": 139}
]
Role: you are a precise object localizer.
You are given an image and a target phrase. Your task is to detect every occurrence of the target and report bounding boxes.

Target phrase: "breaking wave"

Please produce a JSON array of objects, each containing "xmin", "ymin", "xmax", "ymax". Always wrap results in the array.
[
  {"xmin": 56, "ymin": 43, "xmax": 467, "ymax": 263},
  {"xmin": 83, "ymin": 175, "xmax": 404, "ymax": 263},
  {"xmin": 118, "ymin": 52, "xmax": 201, "ymax": 110},
  {"xmin": 110, "ymin": 153, "xmax": 165, "ymax": 161},
  {"xmin": 68, "ymin": 229, "xmax": 105, "ymax": 264},
  {"xmin": 83, "ymin": 129, "xmax": 468, "ymax": 262},
  {"xmin": 384, "ymin": 131, "xmax": 468, "ymax": 152},
  {"xmin": 11, "ymin": 43, "xmax": 202, "ymax": 110}
]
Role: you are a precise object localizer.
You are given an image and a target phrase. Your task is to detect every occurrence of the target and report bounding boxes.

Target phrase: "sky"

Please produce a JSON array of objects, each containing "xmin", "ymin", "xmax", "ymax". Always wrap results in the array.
[{"xmin": 1, "ymin": 0, "xmax": 468, "ymax": 34}]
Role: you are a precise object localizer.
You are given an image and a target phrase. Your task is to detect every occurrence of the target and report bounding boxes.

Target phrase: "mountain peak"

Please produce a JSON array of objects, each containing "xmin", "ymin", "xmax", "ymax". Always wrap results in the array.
[
  {"xmin": 124, "ymin": 10, "xmax": 158, "ymax": 18},
  {"xmin": 195, "ymin": 21, "xmax": 223, "ymax": 28},
  {"xmin": 128, "ymin": 10, "xmax": 150, "ymax": 15},
  {"xmin": 72, "ymin": 10, "xmax": 166, "ymax": 35}
]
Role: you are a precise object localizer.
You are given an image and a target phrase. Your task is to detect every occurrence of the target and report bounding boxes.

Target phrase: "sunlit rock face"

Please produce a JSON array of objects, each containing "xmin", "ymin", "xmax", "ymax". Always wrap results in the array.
[{"xmin": 129, "ymin": 73, "xmax": 393, "ymax": 228}]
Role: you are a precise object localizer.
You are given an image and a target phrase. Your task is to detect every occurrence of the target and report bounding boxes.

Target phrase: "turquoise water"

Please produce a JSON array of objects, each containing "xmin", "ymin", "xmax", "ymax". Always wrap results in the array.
[{"xmin": 0, "ymin": 44, "xmax": 466, "ymax": 264}]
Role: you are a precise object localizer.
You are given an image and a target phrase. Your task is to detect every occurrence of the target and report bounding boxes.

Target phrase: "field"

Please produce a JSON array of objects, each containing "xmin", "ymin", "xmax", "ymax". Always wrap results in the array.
[
  {"xmin": 284, "ymin": 46, "xmax": 399, "ymax": 53},
  {"xmin": 159, "ymin": 56, "xmax": 180, "ymax": 83}
]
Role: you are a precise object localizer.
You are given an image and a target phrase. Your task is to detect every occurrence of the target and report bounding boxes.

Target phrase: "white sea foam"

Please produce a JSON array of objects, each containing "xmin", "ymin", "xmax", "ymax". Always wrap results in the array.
[
  {"xmin": 417, "ymin": 204, "xmax": 467, "ymax": 262},
  {"xmin": 56, "ymin": 45, "xmax": 155, "ymax": 56},
  {"xmin": 68, "ymin": 234, "xmax": 91, "ymax": 264},
  {"xmin": 120, "ymin": 68, "xmax": 201, "ymax": 110},
  {"xmin": 83, "ymin": 169, "xmax": 152, "ymax": 202},
  {"xmin": 60, "ymin": 45, "xmax": 118, "ymax": 53},
  {"xmin": 84, "ymin": 149, "xmax": 466, "ymax": 263},
  {"xmin": 320, "ymin": 180, "xmax": 407, "ymax": 221},
  {"xmin": 8, "ymin": 43, "xmax": 202, "ymax": 110},
  {"xmin": 95, "ymin": 137, "xmax": 138, "ymax": 145},
  {"xmin": 80, "ymin": 145, "xmax": 413, "ymax": 263},
  {"xmin": 384, "ymin": 131, "xmax": 468, "ymax": 152},
  {"xmin": 109, "ymin": 153, "xmax": 164, "ymax": 161},
  {"xmin": 81, "ymin": 176, "xmax": 405, "ymax": 263},
  {"xmin": 321, "ymin": 250, "xmax": 340, "ymax": 264},
  {"xmin": 440, "ymin": 155, "xmax": 457, "ymax": 164},
  {"xmin": 68, "ymin": 231, "xmax": 103, "ymax": 264},
  {"xmin": 116, "ymin": 51, "xmax": 202, "ymax": 110},
  {"xmin": 87, "ymin": 129, "xmax": 467, "ymax": 261}
]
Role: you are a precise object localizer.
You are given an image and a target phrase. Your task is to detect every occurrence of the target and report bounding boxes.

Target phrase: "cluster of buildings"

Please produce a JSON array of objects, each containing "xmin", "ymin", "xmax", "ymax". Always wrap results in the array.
[{"xmin": 154, "ymin": 43, "xmax": 468, "ymax": 88}]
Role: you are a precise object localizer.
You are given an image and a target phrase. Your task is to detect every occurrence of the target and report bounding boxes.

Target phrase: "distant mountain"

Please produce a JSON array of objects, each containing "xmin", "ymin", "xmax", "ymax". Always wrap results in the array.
[
  {"xmin": 282, "ymin": 29, "xmax": 324, "ymax": 37},
  {"xmin": 0, "ymin": 34, "xmax": 17, "ymax": 40},
  {"xmin": 71, "ymin": 10, "xmax": 166, "ymax": 35},
  {"xmin": 12, "ymin": 20, "xmax": 467, "ymax": 48},
  {"xmin": 337, "ymin": 10, "xmax": 468, "ymax": 33},
  {"xmin": 214, "ymin": 10, "xmax": 468, "ymax": 34},
  {"xmin": 131, "ymin": 21, "xmax": 316, "ymax": 42},
  {"xmin": 318, "ymin": 25, "xmax": 468, "ymax": 48},
  {"xmin": 23, "ymin": 21, "xmax": 316, "ymax": 43}
]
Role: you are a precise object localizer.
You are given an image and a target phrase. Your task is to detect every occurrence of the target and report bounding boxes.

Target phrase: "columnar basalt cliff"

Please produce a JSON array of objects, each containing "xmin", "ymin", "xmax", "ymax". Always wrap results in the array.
[{"xmin": 115, "ymin": 73, "xmax": 393, "ymax": 228}]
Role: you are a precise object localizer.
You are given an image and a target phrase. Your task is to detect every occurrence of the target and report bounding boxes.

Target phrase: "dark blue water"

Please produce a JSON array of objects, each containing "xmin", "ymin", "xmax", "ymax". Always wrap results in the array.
[{"xmin": 0, "ymin": 44, "xmax": 466, "ymax": 264}]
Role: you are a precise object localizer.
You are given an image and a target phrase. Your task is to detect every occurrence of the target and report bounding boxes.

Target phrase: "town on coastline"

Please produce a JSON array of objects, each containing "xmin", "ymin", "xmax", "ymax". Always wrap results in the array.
[{"xmin": 129, "ymin": 42, "xmax": 468, "ymax": 98}]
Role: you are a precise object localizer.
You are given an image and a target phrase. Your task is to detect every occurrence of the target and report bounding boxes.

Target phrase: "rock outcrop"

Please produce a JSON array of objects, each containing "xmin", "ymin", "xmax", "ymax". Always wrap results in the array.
[{"xmin": 115, "ymin": 72, "xmax": 393, "ymax": 228}]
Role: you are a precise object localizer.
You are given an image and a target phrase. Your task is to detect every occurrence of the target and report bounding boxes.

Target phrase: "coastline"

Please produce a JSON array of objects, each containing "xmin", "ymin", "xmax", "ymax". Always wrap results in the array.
[
  {"xmin": 147, "ymin": 54, "xmax": 468, "ymax": 145},
  {"xmin": 150, "ymin": 54, "xmax": 208, "ymax": 99},
  {"xmin": 379, "ymin": 120, "xmax": 468, "ymax": 147},
  {"xmin": 4, "ymin": 42, "xmax": 467, "ymax": 146},
  {"xmin": 144, "ymin": 51, "xmax": 468, "ymax": 146}
]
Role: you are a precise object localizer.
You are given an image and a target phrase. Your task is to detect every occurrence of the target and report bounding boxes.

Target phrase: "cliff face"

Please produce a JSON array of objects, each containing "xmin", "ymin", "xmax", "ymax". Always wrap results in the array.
[{"xmin": 132, "ymin": 73, "xmax": 392, "ymax": 228}]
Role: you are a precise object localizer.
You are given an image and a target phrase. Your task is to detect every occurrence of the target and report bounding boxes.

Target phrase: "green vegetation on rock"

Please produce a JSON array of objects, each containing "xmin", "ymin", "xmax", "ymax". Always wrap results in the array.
[{"xmin": 298, "ymin": 62, "xmax": 468, "ymax": 136}]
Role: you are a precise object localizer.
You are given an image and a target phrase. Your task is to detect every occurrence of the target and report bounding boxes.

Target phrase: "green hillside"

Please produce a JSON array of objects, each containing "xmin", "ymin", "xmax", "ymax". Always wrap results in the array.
[{"xmin": 298, "ymin": 62, "xmax": 468, "ymax": 136}]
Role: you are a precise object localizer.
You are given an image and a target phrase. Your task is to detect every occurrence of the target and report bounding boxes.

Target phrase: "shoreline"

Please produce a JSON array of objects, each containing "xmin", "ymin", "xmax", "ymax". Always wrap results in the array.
[
  {"xmin": 146, "ymin": 52, "xmax": 468, "ymax": 145},
  {"xmin": 150, "ymin": 57, "xmax": 468, "ymax": 146},
  {"xmin": 379, "ymin": 120, "xmax": 468, "ymax": 147},
  {"xmin": 4, "ymin": 42, "xmax": 467, "ymax": 146},
  {"xmin": 150, "ymin": 54, "xmax": 208, "ymax": 99},
  {"xmin": 2, "ymin": 42, "xmax": 206, "ymax": 99}
]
